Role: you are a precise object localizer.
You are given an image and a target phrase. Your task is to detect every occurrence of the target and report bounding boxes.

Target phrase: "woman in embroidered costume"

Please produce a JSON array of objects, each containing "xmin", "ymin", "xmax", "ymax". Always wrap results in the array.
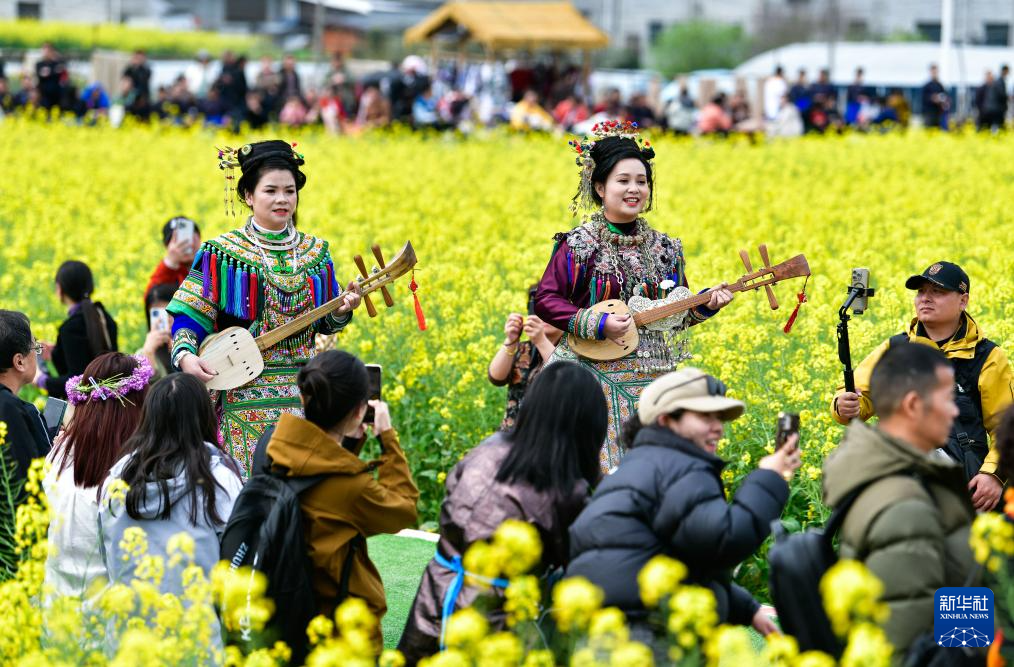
[
  {"xmin": 168, "ymin": 140, "xmax": 361, "ymax": 474},
  {"xmin": 535, "ymin": 122, "xmax": 733, "ymax": 471}
]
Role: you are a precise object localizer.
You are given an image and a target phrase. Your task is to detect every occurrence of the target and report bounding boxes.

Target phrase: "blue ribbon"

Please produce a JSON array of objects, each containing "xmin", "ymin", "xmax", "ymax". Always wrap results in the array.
[{"xmin": 434, "ymin": 551, "xmax": 509, "ymax": 651}]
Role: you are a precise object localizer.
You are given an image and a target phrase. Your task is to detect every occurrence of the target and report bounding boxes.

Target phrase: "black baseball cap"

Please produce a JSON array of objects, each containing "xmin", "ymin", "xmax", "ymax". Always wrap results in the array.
[{"xmin": 905, "ymin": 261, "xmax": 969, "ymax": 294}]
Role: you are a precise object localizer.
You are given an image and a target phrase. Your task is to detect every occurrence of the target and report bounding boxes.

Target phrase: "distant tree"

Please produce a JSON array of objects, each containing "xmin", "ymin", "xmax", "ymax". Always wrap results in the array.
[{"xmin": 649, "ymin": 20, "xmax": 750, "ymax": 77}]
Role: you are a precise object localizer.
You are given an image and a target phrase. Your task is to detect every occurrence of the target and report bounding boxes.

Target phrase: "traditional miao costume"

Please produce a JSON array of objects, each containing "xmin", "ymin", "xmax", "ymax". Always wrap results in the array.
[
  {"xmin": 168, "ymin": 142, "xmax": 352, "ymax": 474},
  {"xmin": 535, "ymin": 124, "xmax": 718, "ymax": 471}
]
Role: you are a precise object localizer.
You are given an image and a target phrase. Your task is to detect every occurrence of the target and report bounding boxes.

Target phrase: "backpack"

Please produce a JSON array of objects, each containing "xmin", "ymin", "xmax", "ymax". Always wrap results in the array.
[
  {"xmin": 219, "ymin": 428, "xmax": 363, "ymax": 664},
  {"xmin": 767, "ymin": 471, "xmax": 923, "ymax": 657}
]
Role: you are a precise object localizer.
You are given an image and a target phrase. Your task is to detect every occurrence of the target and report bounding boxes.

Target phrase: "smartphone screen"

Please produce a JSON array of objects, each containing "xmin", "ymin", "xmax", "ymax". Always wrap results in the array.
[
  {"xmin": 775, "ymin": 412, "xmax": 800, "ymax": 449},
  {"xmin": 364, "ymin": 364, "xmax": 382, "ymax": 423},
  {"xmin": 149, "ymin": 308, "xmax": 170, "ymax": 332},
  {"xmin": 174, "ymin": 218, "xmax": 195, "ymax": 245},
  {"xmin": 43, "ymin": 397, "xmax": 68, "ymax": 432}
]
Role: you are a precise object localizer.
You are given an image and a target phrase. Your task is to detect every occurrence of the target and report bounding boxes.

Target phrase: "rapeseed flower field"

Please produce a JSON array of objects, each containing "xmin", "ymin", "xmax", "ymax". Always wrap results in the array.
[{"xmin": 3, "ymin": 120, "xmax": 1014, "ymax": 579}]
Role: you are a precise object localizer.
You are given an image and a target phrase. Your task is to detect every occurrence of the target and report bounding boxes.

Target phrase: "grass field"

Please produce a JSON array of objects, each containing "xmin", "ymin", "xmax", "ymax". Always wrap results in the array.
[{"xmin": 370, "ymin": 534, "xmax": 436, "ymax": 648}]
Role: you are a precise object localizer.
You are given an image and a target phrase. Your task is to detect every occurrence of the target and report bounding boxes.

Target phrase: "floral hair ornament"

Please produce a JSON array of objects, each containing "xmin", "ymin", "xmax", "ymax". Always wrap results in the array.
[
  {"xmin": 568, "ymin": 120, "xmax": 653, "ymax": 216},
  {"xmin": 65, "ymin": 355, "xmax": 156, "ymax": 406}
]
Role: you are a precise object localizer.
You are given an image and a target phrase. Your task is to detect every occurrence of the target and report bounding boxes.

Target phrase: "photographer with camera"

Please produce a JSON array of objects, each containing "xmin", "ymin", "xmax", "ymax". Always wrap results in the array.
[
  {"xmin": 832, "ymin": 261, "xmax": 1013, "ymax": 511},
  {"xmin": 488, "ymin": 286, "xmax": 563, "ymax": 431}
]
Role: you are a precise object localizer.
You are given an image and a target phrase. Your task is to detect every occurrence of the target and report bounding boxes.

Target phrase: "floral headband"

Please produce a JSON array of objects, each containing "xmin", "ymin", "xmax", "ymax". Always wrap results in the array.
[
  {"xmin": 65, "ymin": 355, "xmax": 156, "ymax": 406},
  {"xmin": 568, "ymin": 120, "xmax": 653, "ymax": 216}
]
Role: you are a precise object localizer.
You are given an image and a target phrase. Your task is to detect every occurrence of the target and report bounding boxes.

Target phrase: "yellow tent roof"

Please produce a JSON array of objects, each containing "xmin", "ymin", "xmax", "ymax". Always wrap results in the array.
[{"xmin": 404, "ymin": 2, "xmax": 609, "ymax": 51}]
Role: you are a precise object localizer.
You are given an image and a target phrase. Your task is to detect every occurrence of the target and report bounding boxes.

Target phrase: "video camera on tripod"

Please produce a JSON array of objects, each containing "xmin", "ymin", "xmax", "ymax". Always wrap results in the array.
[{"xmin": 837, "ymin": 269, "xmax": 875, "ymax": 393}]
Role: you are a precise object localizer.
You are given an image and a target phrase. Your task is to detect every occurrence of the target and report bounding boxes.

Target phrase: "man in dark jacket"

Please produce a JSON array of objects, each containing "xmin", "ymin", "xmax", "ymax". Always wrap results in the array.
[
  {"xmin": 0, "ymin": 310, "xmax": 51, "ymax": 493},
  {"xmin": 567, "ymin": 367, "xmax": 799, "ymax": 640},
  {"xmin": 922, "ymin": 63, "xmax": 949, "ymax": 130},
  {"xmin": 824, "ymin": 342, "xmax": 976, "ymax": 656}
]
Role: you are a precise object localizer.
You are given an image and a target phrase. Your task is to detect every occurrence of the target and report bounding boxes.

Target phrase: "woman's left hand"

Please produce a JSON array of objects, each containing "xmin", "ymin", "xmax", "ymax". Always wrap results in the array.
[
  {"xmin": 337, "ymin": 281, "xmax": 363, "ymax": 313},
  {"xmin": 706, "ymin": 283, "xmax": 734, "ymax": 311}
]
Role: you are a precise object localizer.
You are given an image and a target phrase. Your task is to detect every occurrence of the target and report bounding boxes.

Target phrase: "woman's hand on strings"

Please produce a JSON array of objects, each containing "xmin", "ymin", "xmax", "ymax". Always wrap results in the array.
[
  {"xmin": 706, "ymin": 283, "xmax": 734, "ymax": 311},
  {"xmin": 337, "ymin": 281, "xmax": 363, "ymax": 314},
  {"xmin": 603, "ymin": 313, "xmax": 633, "ymax": 346}
]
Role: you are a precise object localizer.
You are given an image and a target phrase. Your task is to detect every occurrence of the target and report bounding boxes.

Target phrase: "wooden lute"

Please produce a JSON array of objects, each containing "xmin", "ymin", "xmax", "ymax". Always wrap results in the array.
[
  {"xmin": 569, "ymin": 253, "xmax": 810, "ymax": 362},
  {"xmin": 198, "ymin": 241, "xmax": 416, "ymax": 391}
]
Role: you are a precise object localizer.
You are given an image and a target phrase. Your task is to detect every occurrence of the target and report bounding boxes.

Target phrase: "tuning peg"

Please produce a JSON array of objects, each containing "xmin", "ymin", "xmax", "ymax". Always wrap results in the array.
[
  {"xmin": 371, "ymin": 244, "xmax": 395, "ymax": 308},
  {"xmin": 353, "ymin": 255, "xmax": 378, "ymax": 318},
  {"xmin": 758, "ymin": 245, "xmax": 779, "ymax": 310},
  {"xmin": 739, "ymin": 249, "xmax": 755, "ymax": 276}
]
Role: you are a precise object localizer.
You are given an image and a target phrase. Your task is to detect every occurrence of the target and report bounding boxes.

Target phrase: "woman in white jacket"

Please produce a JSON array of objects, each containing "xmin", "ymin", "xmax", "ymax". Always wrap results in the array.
[
  {"xmin": 44, "ymin": 352, "xmax": 154, "ymax": 602},
  {"xmin": 99, "ymin": 373, "xmax": 244, "ymax": 595}
]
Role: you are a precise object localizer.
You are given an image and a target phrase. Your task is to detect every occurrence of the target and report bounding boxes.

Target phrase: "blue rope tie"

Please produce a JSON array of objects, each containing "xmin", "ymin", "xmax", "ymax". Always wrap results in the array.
[{"xmin": 434, "ymin": 551, "xmax": 509, "ymax": 651}]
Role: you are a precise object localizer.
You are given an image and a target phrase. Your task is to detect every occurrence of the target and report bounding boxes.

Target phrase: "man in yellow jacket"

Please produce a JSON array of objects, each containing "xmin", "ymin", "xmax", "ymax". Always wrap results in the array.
[{"xmin": 832, "ymin": 261, "xmax": 1014, "ymax": 511}]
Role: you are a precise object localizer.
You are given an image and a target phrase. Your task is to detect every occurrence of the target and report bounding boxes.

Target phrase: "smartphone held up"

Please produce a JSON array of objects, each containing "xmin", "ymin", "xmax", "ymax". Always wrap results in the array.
[
  {"xmin": 775, "ymin": 412, "xmax": 800, "ymax": 450},
  {"xmin": 364, "ymin": 364, "xmax": 382, "ymax": 424}
]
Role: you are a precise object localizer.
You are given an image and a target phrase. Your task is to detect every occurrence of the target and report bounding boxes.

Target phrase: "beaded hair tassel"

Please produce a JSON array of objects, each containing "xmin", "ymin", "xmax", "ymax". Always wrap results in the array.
[
  {"xmin": 217, "ymin": 146, "xmax": 241, "ymax": 218},
  {"xmin": 567, "ymin": 120, "xmax": 652, "ymax": 216}
]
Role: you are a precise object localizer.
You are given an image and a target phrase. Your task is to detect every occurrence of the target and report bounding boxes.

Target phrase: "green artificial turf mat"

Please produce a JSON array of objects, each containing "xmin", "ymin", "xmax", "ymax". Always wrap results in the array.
[{"xmin": 369, "ymin": 533, "xmax": 437, "ymax": 648}]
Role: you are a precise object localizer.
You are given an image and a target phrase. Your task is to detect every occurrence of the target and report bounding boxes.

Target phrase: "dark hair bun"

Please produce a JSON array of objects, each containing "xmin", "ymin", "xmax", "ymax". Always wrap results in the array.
[
  {"xmin": 641, "ymin": 145, "xmax": 656, "ymax": 161},
  {"xmin": 237, "ymin": 140, "xmax": 307, "ymax": 191}
]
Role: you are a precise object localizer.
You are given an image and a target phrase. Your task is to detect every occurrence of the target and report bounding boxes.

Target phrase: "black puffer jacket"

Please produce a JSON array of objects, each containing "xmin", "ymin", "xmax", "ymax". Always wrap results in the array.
[{"xmin": 566, "ymin": 425, "xmax": 788, "ymax": 625}]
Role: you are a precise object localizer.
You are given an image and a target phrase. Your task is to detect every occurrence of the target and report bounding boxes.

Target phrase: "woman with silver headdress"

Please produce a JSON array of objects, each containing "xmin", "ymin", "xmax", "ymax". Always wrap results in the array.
[{"xmin": 535, "ymin": 122, "xmax": 733, "ymax": 471}]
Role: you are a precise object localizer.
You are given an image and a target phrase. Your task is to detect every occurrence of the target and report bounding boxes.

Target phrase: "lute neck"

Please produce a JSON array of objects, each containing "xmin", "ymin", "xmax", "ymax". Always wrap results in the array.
[
  {"xmin": 632, "ymin": 280, "xmax": 753, "ymax": 327},
  {"xmin": 256, "ymin": 296, "xmax": 348, "ymax": 350}
]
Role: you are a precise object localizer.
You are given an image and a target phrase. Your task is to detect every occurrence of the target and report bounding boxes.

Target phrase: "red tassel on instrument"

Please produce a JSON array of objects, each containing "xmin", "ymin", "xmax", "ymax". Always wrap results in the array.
[
  {"xmin": 409, "ymin": 270, "xmax": 427, "ymax": 331},
  {"xmin": 783, "ymin": 277, "xmax": 808, "ymax": 334}
]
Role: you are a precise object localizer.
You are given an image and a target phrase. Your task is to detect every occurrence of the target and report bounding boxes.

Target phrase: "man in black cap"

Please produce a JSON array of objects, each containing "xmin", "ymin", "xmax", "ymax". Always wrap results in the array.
[{"xmin": 832, "ymin": 261, "xmax": 1013, "ymax": 511}]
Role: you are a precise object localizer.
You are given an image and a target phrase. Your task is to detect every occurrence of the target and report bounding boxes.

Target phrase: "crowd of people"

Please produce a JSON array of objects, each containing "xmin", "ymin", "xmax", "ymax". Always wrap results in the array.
[
  {"xmin": 5, "ymin": 41, "xmax": 1014, "ymax": 138},
  {"xmin": 1, "ymin": 126, "xmax": 1013, "ymax": 666}
]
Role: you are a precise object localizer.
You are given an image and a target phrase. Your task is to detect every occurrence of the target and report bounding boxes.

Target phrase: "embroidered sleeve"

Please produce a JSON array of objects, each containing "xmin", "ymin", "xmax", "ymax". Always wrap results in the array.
[{"xmin": 315, "ymin": 251, "xmax": 353, "ymax": 334}]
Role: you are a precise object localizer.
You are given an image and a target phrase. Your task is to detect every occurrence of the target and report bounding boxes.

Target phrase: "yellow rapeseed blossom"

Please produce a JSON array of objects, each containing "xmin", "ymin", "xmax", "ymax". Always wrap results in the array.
[
  {"xmin": 793, "ymin": 651, "xmax": 838, "ymax": 667},
  {"xmin": 307, "ymin": 615, "xmax": 335, "ymax": 645},
  {"xmin": 463, "ymin": 541, "xmax": 505, "ymax": 583},
  {"xmin": 380, "ymin": 649, "xmax": 407, "ymax": 667},
  {"xmin": 839, "ymin": 623, "xmax": 893, "ymax": 667},
  {"xmin": 570, "ymin": 646, "xmax": 604, "ymax": 667},
  {"xmin": 609, "ymin": 641, "xmax": 654, "ymax": 667},
  {"xmin": 704, "ymin": 625, "xmax": 762, "ymax": 667},
  {"xmin": 521, "ymin": 649, "xmax": 557, "ymax": 667},
  {"xmin": 637, "ymin": 555, "xmax": 687, "ymax": 608},
  {"xmin": 166, "ymin": 531, "xmax": 197, "ymax": 568},
  {"xmin": 336, "ymin": 597, "xmax": 378, "ymax": 636},
  {"xmin": 761, "ymin": 633, "xmax": 799, "ymax": 665},
  {"xmin": 552, "ymin": 576, "xmax": 604, "ymax": 634},
  {"xmin": 503, "ymin": 574, "xmax": 541, "ymax": 627},
  {"xmin": 445, "ymin": 607, "xmax": 490, "ymax": 653},
  {"xmin": 820, "ymin": 560, "xmax": 890, "ymax": 638},
  {"xmin": 588, "ymin": 607, "xmax": 629, "ymax": 650},
  {"xmin": 105, "ymin": 479, "xmax": 130, "ymax": 506},
  {"xmin": 969, "ymin": 512, "xmax": 1014, "ymax": 570},
  {"xmin": 476, "ymin": 631, "xmax": 524, "ymax": 667},
  {"xmin": 666, "ymin": 585, "xmax": 718, "ymax": 658},
  {"xmin": 492, "ymin": 520, "xmax": 543, "ymax": 577}
]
